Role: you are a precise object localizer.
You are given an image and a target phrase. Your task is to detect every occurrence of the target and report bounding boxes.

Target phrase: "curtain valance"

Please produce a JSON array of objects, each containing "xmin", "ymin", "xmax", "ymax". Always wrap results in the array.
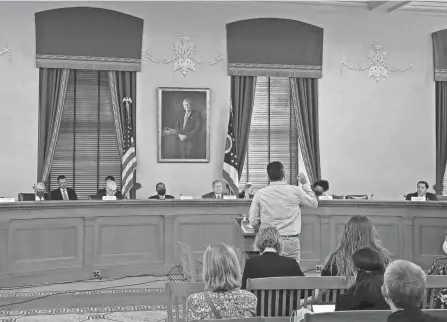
[
  {"xmin": 226, "ymin": 18, "xmax": 323, "ymax": 78},
  {"xmin": 35, "ymin": 7, "xmax": 144, "ymax": 71}
]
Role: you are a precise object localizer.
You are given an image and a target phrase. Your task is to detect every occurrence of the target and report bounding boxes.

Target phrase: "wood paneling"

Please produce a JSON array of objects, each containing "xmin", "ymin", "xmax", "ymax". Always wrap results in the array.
[{"xmin": 0, "ymin": 199, "xmax": 445, "ymax": 286}]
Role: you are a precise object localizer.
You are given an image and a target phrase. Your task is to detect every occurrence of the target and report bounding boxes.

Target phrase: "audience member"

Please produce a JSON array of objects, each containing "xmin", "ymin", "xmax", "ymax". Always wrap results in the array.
[
  {"xmin": 335, "ymin": 247, "xmax": 389, "ymax": 311},
  {"xmin": 321, "ymin": 215, "xmax": 391, "ymax": 276},
  {"xmin": 382, "ymin": 260, "xmax": 444, "ymax": 322},
  {"xmin": 148, "ymin": 182, "xmax": 174, "ymax": 200},
  {"xmin": 239, "ymin": 183, "xmax": 254, "ymax": 199},
  {"xmin": 249, "ymin": 161, "xmax": 318, "ymax": 262},
  {"xmin": 242, "ymin": 226, "xmax": 305, "ymax": 316},
  {"xmin": 185, "ymin": 242, "xmax": 257, "ymax": 321}
]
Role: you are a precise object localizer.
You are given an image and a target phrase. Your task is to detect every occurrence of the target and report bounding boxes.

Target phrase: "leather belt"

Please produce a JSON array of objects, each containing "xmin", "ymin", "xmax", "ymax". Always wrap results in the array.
[{"xmin": 281, "ymin": 234, "xmax": 300, "ymax": 238}]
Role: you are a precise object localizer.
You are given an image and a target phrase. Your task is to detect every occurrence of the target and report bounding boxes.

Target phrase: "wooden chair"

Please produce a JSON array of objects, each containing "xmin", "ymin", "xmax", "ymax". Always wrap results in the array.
[
  {"xmin": 166, "ymin": 281, "xmax": 205, "ymax": 322},
  {"xmin": 246, "ymin": 276, "xmax": 353, "ymax": 317},
  {"xmin": 303, "ymin": 309, "xmax": 447, "ymax": 322},
  {"xmin": 17, "ymin": 193, "xmax": 36, "ymax": 201},
  {"xmin": 178, "ymin": 241, "xmax": 201, "ymax": 282}
]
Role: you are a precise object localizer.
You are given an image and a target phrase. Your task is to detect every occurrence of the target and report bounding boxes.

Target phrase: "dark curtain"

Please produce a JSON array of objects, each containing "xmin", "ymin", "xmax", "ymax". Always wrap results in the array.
[
  {"xmin": 231, "ymin": 76, "xmax": 257, "ymax": 179},
  {"xmin": 435, "ymin": 81, "xmax": 447, "ymax": 195},
  {"xmin": 115, "ymin": 71, "xmax": 138, "ymax": 199},
  {"xmin": 37, "ymin": 68, "xmax": 69, "ymax": 182},
  {"xmin": 290, "ymin": 78, "xmax": 321, "ymax": 183}
]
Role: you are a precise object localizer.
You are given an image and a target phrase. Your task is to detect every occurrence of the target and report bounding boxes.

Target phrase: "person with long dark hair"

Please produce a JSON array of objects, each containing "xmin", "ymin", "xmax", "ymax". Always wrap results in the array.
[
  {"xmin": 335, "ymin": 247, "xmax": 389, "ymax": 311},
  {"xmin": 321, "ymin": 215, "xmax": 391, "ymax": 277}
]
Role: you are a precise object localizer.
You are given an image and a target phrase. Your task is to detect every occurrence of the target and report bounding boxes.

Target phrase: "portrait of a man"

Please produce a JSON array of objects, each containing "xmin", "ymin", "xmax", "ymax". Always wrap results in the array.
[{"xmin": 158, "ymin": 88, "xmax": 210, "ymax": 162}]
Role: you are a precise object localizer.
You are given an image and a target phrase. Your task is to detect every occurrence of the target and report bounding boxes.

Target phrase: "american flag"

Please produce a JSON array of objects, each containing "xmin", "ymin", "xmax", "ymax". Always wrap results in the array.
[
  {"xmin": 122, "ymin": 97, "xmax": 137, "ymax": 197},
  {"xmin": 222, "ymin": 102, "xmax": 239, "ymax": 195}
]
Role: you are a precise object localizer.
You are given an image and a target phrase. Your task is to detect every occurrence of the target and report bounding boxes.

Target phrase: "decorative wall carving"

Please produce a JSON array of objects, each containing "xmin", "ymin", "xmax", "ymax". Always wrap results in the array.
[
  {"xmin": 142, "ymin": 50, "xmax": 159, "ymax": 64},
  {"xmin": 0, "ymin": 44, "xmax": 12, "ymax": 60},
  {"xmin": 340, "ymin": 43, "xmax": 414, "ymax": 82},
  {"xmin": 209, "ymin": 53, "xmax": 225, "ymax": 69},
  {"xmin": 163, "ymin": 35, "xmax": 203, "ymax": 76}
]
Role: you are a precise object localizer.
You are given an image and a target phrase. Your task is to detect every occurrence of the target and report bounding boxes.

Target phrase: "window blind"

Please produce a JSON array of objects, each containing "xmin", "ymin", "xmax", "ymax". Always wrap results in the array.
[
  {"xmin": 47, "ymin": 70, "xmax": 122, "ymax": 200},
  {"xmin": 240, "ymin": 76, "xmax": 299, "ymax": 192}
]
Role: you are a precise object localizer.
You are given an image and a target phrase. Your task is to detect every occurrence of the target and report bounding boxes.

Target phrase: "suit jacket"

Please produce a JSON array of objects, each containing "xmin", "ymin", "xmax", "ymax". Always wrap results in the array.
[
  {"xmin": 51, "ymin": 188, "xmax": 78, "ymax": 200},
  {"xmin": 148, "ymin": 194, "xmax": 174, "ymax": 200},
  {"xmin": 175, "ymin": 110, "xmax": 202, "ymax": 139},
  {"xmin": 335, "ymin": 285, "xmax": 389, "ymax": 311},
  {"xmin": 387, "ymin": 307, "xmax": 445, "ymax": 322},
  {"xmin": 202, "ymin": 192, "xmax": 229, "ymax": 199},
  {"xmin": 96, "ymin": 189, "xmax": 125, "ymax": 200},
  {"xmin": 405, "ymin": 192, "xmax": 438, "ymax": 201},
  {"xmin": 21, "ymin": 193, "xmax": 50, "ymax": 201},
  {"xmin": 241, "ymin": 252, "xmax": 305, "ymax": 316}
]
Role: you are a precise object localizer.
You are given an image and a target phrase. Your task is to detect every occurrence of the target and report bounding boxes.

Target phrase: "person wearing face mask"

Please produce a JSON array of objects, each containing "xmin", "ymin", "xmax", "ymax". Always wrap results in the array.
[
  {"xmin": 312, "ymin": 180, "xmax": 330, "ymax": 197},
  {"xmin": 32, "ymin": 182, "xmax": 50, "ymax": 201},
  {"xmin": 149, "ymin": 182, "xmax": 174, "ymax": 200},
  {"xmin": 239, "ymin": 183, "xmax": 254, "ymax": 199},
  {"xmin": 405, "ymin": 181, "xmax": 438, "ymax": 201}
]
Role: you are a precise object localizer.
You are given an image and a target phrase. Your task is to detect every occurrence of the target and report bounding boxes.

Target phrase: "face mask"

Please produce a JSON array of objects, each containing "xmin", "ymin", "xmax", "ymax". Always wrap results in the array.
[
  {"xmin": 36, "ymin": 191, "xmax": 45, "ymax": 198},
  {"xmin": 315, "ymin": 191, "xmax": 323, "ymax": 196},
  {"xmin": 443, "ymin": 241, "xmax": 447, "ymax": 254},
  {"xmin": 158, "ymin": 189, "xmax": 166, "ymax": 196}
]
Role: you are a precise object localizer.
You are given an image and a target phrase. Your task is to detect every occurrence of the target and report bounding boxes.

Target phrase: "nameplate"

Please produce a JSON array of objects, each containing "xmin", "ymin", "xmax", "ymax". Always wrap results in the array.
[
  {"xmin": 0, "ymin": 198, "xmax": 15, "ymax": 203},
  {"xmin": 223, "ymin": 195, "xmax": 237, "ymax": 200},
  {"xmin": 318, "ymin": 195, "xmax": 333, "ymax": 200},
  {"xmin": 102, "ymin": 196, "xmax": 117, "ymax": 200},
  {"xmin": 411, "ymin": 196, "xmax": 426, "ymax": 201},
  {"xmin": 179, "ymin": 196, "xmax": 193, "ymax": 200}
]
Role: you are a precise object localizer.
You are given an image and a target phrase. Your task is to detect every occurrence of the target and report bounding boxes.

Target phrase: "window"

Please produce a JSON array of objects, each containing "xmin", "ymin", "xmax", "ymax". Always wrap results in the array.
[
  {"xmin": 47, "ymin": 70, "xmax": 122, "ymax": 200},
  {"xmin": 240, "ymin": 77, "xmax": 301, "ymax": 192}
]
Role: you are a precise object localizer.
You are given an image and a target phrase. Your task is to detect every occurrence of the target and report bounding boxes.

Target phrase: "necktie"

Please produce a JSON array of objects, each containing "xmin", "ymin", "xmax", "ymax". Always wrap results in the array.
[
  {"xmin": 183, "ymin": 112, "xmax": 190, "ymax": 129},
  {"xmin": 62, "ymin": 190, "xmax": 69, "ymax": 200},
  {"xmin": 217, "ymin": 194, "xmax": 221, "ymax": 199}
]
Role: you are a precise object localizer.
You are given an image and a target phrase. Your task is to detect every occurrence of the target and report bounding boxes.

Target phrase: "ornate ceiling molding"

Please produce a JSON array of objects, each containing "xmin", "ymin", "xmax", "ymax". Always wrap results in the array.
[
  {"xmin": 163, "ymin": 35, "xmax": 203, "ymax": 76},
  {"xmin": 340, "ymin": 43, "xmax": 414, "ymax": 83},
  {"xmin": 0, "ymin": 44, "xmax": 12, "ymax": 60}
]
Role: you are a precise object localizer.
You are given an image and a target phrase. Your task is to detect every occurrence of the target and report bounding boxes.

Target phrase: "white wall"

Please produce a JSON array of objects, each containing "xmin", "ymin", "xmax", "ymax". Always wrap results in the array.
[{"xmin": 0, "ymin": 1, "xmax": 446, "ymax": 200}]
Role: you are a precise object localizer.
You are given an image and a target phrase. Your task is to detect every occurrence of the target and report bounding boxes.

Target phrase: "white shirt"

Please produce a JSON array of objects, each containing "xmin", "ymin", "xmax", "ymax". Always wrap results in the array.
[
  {"xmin": 60, "ymin": 188, "xmax": 69, "ymax": 200},
  {"xmin": 35, "ymin": 195, "xmax": 44, "ymax": 201},
  {"xmin": 249, "ymin": 181, "xmax": 318, "ymax": 236}
]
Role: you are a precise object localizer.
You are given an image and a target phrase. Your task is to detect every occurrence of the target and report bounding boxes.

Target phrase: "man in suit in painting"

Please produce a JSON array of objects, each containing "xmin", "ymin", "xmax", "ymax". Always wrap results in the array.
[
  {"xmin": 50, "ymin": 175, "xmax": 78, "ymax": 200},
  {"xmin": 175, "ymin": 98, "xmax": 202, "ymax": 159}
]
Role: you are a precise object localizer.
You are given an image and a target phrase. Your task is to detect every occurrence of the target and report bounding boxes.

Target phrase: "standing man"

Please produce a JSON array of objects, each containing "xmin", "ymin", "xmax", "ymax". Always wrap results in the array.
[
  {"xmin": 50, "ymin": 175, "xmax": 78, "ymax": 200},
  {"xmin": 249, "ymin": 161, "xmax": 318, "ymax": 262},
  {"xmin": 175, "ymin": 98, "xmax": 202, "ymax": 159}
]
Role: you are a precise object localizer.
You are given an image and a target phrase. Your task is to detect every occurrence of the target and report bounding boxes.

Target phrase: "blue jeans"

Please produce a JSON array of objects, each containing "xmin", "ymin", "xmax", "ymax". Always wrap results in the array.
[{"xmin": 282, "ymin": 236, "xmax": 301, "ymax": 262}]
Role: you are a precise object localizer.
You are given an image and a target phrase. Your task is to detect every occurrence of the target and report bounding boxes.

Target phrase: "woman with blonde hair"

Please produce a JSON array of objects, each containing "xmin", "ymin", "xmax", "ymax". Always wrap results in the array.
[
  {"xmin": 185, "ymin": 242, "xmax": 257, "ymax": 321},
  {"xmin": 321, "ymin": 215, "xmax": 391, "ymax": 277},
  {"xmin": 239, "ymin": 183, "xmax": 254, "ymax": 199}
]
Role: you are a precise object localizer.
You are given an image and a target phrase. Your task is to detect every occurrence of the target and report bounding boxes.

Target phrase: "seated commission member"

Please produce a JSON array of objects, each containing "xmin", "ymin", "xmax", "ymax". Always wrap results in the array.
[
  {"xmin": 96, "ymin": 181, "xmax": 124, "ymax": 200},
  {"xmin": 405, "ymin": 181, "xmax": 438, "ymax": 201},
  {"xmin": 50, "ymin": 175, "xmax": 78, "ymax": 200},
  {"xmin": 175, "ymin": 98, "xmax": 202, "ymax": 159},
  {"xmin": 28, "ymin": 182, "xmax": 50, "ymax": 201},
  {"xmin": 97, "ymin": 176, "xmax": 122, "ymax": 195},
  {"xmin": 202, "ymin": 180, "xmax": 228, "ymax": 199},
  {"xmin": 249, "ymin": 162, "xmax": 318, "ymax": 262},
  {"xmin": 148, "ymin": 182, "xmax": 174, "ymax": 200}
]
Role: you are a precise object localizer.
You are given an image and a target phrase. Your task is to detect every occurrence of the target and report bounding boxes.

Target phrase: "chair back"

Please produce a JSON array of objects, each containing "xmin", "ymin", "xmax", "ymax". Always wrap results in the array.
[
  {"xmin": 199, "ymin": 318, "xmax": 289, "ymax": 322},
  {"xmin": 88, "ymin": 195, "xmax": 102, "ymax": 200},
  {"xmin": 424, "ymin": 275, "xmax": 447, "ymax": 308},
  {"xmin": 332, "ymin": 195, "xmax": 344, "ymax": 200},
  {"xmin": 246, "ymin": 276, "xmax": 353, "ymax": 316},
  {"xmin": 178, "ymin": 241, "xmax": 197, "ymax": 282},
  {"xmin": 18, "ymin": 193, "xmax": 35, "ymax": 201},
  {"xmin": 345, "ymin": 195, "xmax": 368, "ymax": 200},
  {"xmin": 166, "ymin": 281, "xmax": 205, "ymax": 322},
  {"xmin": 303, "ymin": 309, "xmax": 447, "ymax": 322}
]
